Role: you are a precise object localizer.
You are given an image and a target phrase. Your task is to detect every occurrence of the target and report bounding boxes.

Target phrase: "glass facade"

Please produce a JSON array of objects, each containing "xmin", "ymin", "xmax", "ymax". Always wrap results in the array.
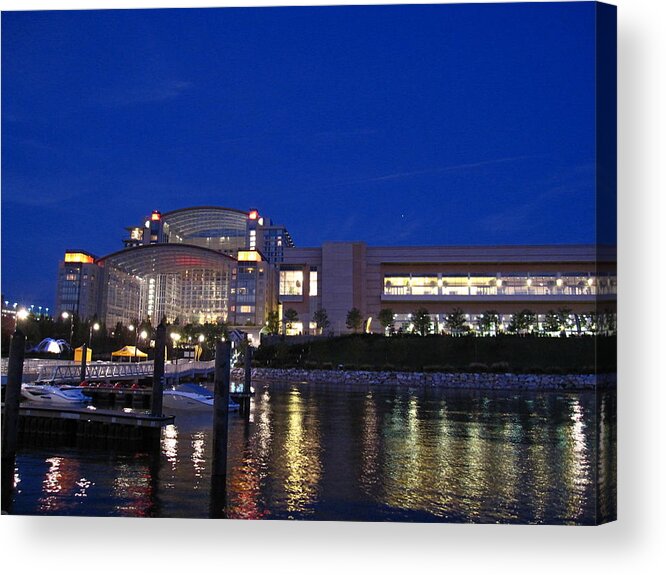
[
  {"xmin": 383, "ymin": 273, "xmax": 617, "ymax": 298},
  {"xmin": 280, "ymin": 270, "xmax": 304, "ymax": 296},
  {"xmin": 99, "ymin": 245, "xmax": 233, "ymax": 327},
  {"xmin": 161, "ymin": 207, "xmax": 249, "ymax": 256},
  {"xmin": 57, "ymin": 266, "xmax": 82, "ymax": 312}
]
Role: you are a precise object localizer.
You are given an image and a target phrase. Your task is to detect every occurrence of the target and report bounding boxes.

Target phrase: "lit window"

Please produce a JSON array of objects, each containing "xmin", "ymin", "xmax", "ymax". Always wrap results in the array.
[
  {"xmin": 279, "ymin": 270, "xmax": 303, "ymax": 296},
  {"xmin": 309, "ymin": 270, "xmax": 318, "ymax": 296}
]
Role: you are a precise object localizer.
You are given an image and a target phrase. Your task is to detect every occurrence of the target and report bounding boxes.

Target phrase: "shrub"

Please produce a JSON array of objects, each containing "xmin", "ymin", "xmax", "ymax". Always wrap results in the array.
[
  {"xmin": 467, "ymin": 362, "xmax": 489, "ymax": 372},
  {"xmin": 545, "ymin": 366, "xmax": 565, "ymax": 375},
  {"xmin": 381, "ymin": 364, "xmax": 396, "ymax": 371},
  {"xmin": 490, "ymin": 361, "xmax": 510, "ymax": 373},
  {"xmin": 423, "ymin": 365, "xmax": 445, "ymax": 373}
]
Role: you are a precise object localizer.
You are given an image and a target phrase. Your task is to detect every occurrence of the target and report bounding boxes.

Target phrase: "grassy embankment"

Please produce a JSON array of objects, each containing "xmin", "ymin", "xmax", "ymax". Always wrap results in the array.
[{"xmin": 253, "ymin": 334, "xmax": 616, "ymax": 374}]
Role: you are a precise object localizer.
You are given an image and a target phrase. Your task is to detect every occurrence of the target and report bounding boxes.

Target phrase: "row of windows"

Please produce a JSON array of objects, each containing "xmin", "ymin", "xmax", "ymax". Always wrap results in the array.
[
  {"xmin": 276, "ymin": 270, "xmax": 615, "ymax": 299},
  {"xmin": 383, "ymin": 274, "xmax": 616, "ymax": 297}
]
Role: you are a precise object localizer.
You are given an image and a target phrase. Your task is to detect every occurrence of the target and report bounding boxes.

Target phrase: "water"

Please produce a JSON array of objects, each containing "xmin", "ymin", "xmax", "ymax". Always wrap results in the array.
[{"xmin": 7, "ymin": 382, "xmax": 616, "ymax": 524}]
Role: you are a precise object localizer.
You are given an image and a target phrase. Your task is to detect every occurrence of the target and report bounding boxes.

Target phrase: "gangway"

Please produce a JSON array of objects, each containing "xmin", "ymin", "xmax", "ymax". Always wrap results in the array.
[{"xmin": 29, "ymin": 360, "xmax": 216, "ymax": 384}]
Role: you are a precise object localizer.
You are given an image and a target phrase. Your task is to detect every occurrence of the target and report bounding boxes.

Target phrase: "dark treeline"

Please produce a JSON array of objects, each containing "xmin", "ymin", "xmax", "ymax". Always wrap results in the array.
[{"xmin": 253, "ymin": 333, "xmax": 617, "ymax": 374}]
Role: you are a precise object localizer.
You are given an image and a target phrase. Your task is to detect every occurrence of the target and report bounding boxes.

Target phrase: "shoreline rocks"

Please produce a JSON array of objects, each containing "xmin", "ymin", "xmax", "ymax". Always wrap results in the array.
[{"xmin": 232, "ymin": 367, "xmax": 616, "ymax": 391}]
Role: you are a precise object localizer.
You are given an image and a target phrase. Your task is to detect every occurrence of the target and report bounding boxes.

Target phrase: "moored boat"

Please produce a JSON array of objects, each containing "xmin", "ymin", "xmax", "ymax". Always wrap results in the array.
[
  {"xmin": 163, "ymin": 383, "xmax": 240, "ymax": 411},
  {"xmin": 21, "ymin": 384, "xmax": 91, "ymax": 405}
]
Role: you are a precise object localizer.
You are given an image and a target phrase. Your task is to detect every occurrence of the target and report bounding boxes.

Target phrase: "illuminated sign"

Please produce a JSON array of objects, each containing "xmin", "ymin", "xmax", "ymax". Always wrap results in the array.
[
  {"xmin": 248, "ymin": 210, "xmax": 259, "ymax": 220},
  {"xmin": 64, "ymin": 252, "xmax": 95, "ymax": 264},
  {"xmin": 151, "ymin": 211, "xmax": 161, "ymax": 221}
]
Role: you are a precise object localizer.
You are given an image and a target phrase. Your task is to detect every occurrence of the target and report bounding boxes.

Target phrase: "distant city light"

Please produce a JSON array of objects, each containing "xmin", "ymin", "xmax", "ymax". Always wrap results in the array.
[{"xmin": 17, "ymin": 308, "xmax": 29, "ymax": 321}]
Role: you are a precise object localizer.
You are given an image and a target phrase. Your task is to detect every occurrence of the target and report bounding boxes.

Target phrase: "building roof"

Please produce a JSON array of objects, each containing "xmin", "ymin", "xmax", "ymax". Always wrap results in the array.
[{"xmin": 97, "ymin": 243, "xmax": 236, "ymax": 276}]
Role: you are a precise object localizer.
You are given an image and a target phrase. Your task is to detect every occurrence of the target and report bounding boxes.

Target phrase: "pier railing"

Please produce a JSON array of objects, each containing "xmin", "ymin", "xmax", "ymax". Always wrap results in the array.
[{"xmin": 25, "ymin": 360, "xmax": 216, "ymax": 384}]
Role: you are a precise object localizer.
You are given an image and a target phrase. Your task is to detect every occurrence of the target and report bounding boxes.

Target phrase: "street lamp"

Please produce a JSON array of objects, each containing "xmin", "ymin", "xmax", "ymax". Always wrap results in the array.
[
  {"xmin": 88, "ymin": 322, "xmax": 100, "ymax": 347},
  {"xmin": 170, "ymin": 332, "xmax": 181, "ymax": 365},
  {"xmin": 196, "ymin": 333, "xmax": 205, "ymax": 361},
  {"xmin": 16, "ymin": 308, "xmax": 29, "ymax": 331},
  {"xmin": 128, "ymin": 324, "xmax": 136, "ymax": 362},
  {"xmin": 62, "ymin": 311, "xmax": 75, "ymax": 355}
]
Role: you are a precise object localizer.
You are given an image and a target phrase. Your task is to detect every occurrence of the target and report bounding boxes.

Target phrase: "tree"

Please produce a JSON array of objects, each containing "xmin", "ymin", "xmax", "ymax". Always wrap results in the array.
[
  {"xmin": 557, "ymin": 307, "xmax": 574, "ymax": 332},
  {"xmin": 378, "ymin": 308, "xmax": 395, "ymax": 335},
  {"xmin": 266, "ymin": 311, "xmax": 281, "ymax": 335},
  {"xmin": 580, "ymin": 311, "xmax": 597, "ymax": 334},
  {"xmin": 411, "ymin": 307, "xmax": 432, "ymax": 336},
  {"xmin": 346, "ymin": 307, "xmax": 363, "ymax": 333},
  {"xmin": 477, "ymin": 310, "xmax": 500, "ymax": 335},
  {"xmin": 445, "ymin": 308, "xmax": 468, "ymax": 335},
  {"xmin": 543, "ymin": 310, "xmax": 562, "ymax": 333},
  {"xmin": 507, "ymin": 309, "xmax": 536, "ymax": 334},
  {"xmin": 138, "ymin": 317, "xmax": 153, "ymax": 339},
  {"xmin": 283, "ymin": 308, "xmax": 299, "ymax": 333},
  {"xmin": 312, "ymin": 308, "xmax": 330, "ymax": 334}
]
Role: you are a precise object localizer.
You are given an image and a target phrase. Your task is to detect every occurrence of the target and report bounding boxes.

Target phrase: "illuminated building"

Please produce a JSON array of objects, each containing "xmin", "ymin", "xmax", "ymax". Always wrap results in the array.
[
  {"xmin": 55, "ymin": 250, "xmax": 100, "ymax": 319},
  {"xmin": 54, "ymin": 207, "xmax": 288, "ymax": 330},
  {"xmin": 54, "ymin": 207, "xmax": 615, "ymax": 338},
  {"xmin": 278, "ymin": 243, "xmax": 616, "ymax": 335}
]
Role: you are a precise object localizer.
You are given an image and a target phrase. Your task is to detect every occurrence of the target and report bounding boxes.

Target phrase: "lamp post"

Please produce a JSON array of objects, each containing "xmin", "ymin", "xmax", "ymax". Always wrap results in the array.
[
  {"xmin": 128, "ymin": 324, "xmax": 135, "ymax": 362},
  {"xmin": 197, "ymin": 333, "xmax": 205, "ymax": 361},
  {"xmin": 61, "ymin": 311, "xmax": 75, "ymax": 358},
  {"xmin": 88, "ymin": 322, "xmax": 100, "ymax": 348},
  {"xmin": 16, "ymin": 308, "xmax": 29, "ymax": 332},
  {"xmin": 170, "ymin": 332, "xmax": 181, "ymax": 365},
  {"xmin": 139, "ymin": 330, "xmax": 148, "ymax": 362}
]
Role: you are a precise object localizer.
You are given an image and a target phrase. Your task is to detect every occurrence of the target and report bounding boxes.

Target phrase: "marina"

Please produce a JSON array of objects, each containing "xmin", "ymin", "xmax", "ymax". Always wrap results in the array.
[{"xmin": 6, "ymin": 381, "xmax": 616, "ymax": 523}]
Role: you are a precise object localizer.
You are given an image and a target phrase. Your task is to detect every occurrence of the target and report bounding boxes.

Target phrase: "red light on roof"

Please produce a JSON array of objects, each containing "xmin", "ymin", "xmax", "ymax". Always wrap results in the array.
[
  {"xmin": 248, "ymin": 210, "xmax": 259, "ymax": 220},
  {"xmin": 151, "ymin": 211, "xmax": 161, "ymax": 221}
]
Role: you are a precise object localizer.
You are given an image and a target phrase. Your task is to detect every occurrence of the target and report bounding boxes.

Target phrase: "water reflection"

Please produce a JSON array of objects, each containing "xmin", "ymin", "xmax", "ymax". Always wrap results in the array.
[
  {"xmin": 10, "ymin": 383, "xmax": 616, "ymax": 524},
  {"xmin": 280, "ymin": 387, "xmax": 322, "ymax": 515}
]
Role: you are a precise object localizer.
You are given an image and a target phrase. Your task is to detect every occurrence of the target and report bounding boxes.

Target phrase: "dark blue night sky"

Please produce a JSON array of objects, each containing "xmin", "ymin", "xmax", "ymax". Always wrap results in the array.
[{"xmin": 2, "ymin": 3, "xmax": 610, "ymax": 308}]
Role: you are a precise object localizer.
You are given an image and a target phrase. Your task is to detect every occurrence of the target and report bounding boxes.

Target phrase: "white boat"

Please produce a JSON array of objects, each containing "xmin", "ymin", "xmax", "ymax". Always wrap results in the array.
[
  {"xmin": 21, "ymin": 384, "xmax": 91, "ymax": 405},
  {"xmin": 163, "ymin": 384, "xmax": 240, "ymax": 411}
]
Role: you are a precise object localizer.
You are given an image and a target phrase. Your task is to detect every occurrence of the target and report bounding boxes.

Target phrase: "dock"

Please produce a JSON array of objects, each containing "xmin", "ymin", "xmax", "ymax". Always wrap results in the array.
[
  {"xmin": 12, "ymin": 359, "xmax": 218, "ymax": 385},
  {"xmin": 4, "ymin": 402, "xmax": 174, "ymax": 449}
]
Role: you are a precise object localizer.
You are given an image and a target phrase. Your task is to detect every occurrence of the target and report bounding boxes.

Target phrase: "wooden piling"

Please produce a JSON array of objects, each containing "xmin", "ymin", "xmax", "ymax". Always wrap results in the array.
[
  {"xmin": 151, "ymin": 322, "xmax": 166, "ymax": 417},
  {"xmin": 80, "ymin": 343, "xmax": 88, "ymax": 383},
  {"xmin": 1, "ymin": 329, "xmax": 26, "ymax": 513},
  {"xmin": 210, "ymin": 340, "xmax": 231, "ymax": 518},
  {"xmin": 243, "ymin": 345, "xmax": 253, "ymax": 418}
]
